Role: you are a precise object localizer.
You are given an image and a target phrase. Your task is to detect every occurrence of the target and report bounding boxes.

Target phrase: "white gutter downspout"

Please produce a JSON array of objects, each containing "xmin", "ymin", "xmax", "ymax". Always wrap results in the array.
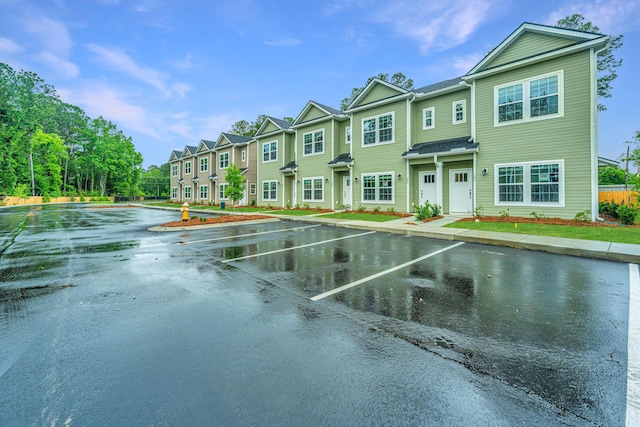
[
  {"xmin": 592, "ymin": 43, "xmax": 609, "ymax": 221},
  {"xmin": 434, "ymin": 154, "xmax": 443, "ymax": 209},
  {"xmin": 406, "ymin": 94, "xmax": 416, "ymax": 213},
  {"xmin": 459, "ymin": 80, "xmax": 477, "ymax": 214}
]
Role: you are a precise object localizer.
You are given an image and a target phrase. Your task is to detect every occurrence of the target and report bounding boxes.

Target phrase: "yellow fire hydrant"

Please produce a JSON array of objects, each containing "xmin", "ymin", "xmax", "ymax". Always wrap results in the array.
[{"xmin": 181, "ymin": 202, "xmax": 189, "ymax": 221}]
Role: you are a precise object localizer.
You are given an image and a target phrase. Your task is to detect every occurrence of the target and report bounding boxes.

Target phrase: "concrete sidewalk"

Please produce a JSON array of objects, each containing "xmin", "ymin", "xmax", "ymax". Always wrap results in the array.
[{"xmin": 141, "ymin": 205, "xmax": 640, "ymax": 264}]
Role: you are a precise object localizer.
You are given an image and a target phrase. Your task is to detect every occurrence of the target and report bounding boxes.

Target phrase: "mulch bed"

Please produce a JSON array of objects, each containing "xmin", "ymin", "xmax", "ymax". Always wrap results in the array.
[
  {"xmin": 160, "ymin": 214, "xmax": 274, "ymax": 227},
  {"xmin": 457, "ymin": 214, "xmax": 639, "ymax": 228}
]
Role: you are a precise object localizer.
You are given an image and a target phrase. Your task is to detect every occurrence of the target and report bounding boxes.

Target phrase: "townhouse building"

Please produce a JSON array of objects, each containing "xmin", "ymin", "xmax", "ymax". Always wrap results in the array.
[
  {"xmin": 253, "ymin": 22, "xmax": 609, "ymax": 220},
  {"xmin": 169, "ymin": 132, "xmax": 257, "ymax": 206},
  {"xmin": 169, "ymin": 22, "xmax": 609, "ymax": 220}
]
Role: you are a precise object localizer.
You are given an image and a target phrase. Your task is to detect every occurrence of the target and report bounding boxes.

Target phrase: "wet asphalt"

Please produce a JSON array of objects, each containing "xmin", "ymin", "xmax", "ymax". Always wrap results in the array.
[{"xmin": 0, "ymin": 204, "xmax": 631, "ymax": 426}]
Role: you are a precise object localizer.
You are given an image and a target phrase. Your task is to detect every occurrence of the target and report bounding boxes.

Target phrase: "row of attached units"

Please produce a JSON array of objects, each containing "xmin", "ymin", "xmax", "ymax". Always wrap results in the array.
[{"xmin": 170, "ymin": 23, "xmax": 610, "ymax": 220}]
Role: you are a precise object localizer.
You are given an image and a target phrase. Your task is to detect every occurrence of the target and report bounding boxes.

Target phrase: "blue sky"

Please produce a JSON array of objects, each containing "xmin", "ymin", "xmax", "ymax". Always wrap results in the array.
[{"xmin": 1, "ymin": 0, "xmax": 639, "ymax": 168}]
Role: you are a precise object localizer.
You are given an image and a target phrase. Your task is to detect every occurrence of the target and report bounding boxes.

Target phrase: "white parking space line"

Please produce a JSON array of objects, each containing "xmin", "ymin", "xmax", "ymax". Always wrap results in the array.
[
  {"xmin": 628, "ymin": 263, "xmax": 640, "ymax": 427},
  {"xmin": 311, "ymin": 242, "xmax": 466, "ymax": 301},
  {"xmin": 221, "ymin": 231, "xmax": 376, "ymax": 263},
  {"xmin": 179, "ymin": 225, "xmax": 320, "ymax": 245}
]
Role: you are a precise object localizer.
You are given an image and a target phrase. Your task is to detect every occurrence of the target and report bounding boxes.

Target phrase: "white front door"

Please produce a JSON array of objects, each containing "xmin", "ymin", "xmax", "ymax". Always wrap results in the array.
[
  {"xmin": 449, "ymin": 168, "xmax": 472, "ymax": 214},
  {"xmin": 418, "ymin": 171, "xmax": 437, "ymax": 207},
  {"xmin": 343, "ymin": 176, "xmax": 352, "ymax": 209}
]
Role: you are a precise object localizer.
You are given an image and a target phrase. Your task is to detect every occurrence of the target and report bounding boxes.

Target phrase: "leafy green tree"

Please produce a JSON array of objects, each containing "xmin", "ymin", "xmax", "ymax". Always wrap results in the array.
[
  {"xmin": 31, "ymin": 129, "xmax": 67, "ymax": 196},
  {"xmin": 224, "ymin": 163, "xmax": 244, "ymax": 209},
  {"xmin": 340, "ymin": 72, "xmax": 414, "ymax": 111},
  {"xmin": 229, "ymin": 114, "xmax": 267, "ymax": 137},
  {"xmin": 598, "ymin": 166, "xmax": 626, "ymax": 185},
  {"xmin": 556, "ymin": 14, "xmax": 623, "ymax": 111},
  {"xmin": 140, "ymin": 164, "xmax": 170, "ymax": 197},
  {"xmin": 13, "ymin": 183, "xmax": 28, "ymax": 203}
]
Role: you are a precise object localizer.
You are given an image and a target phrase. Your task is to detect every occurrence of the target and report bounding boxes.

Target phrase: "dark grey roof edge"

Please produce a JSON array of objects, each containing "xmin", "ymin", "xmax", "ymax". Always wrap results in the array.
[{"xmin": 402, "ymin": 136, "xmax": 477, "ymax": 157}]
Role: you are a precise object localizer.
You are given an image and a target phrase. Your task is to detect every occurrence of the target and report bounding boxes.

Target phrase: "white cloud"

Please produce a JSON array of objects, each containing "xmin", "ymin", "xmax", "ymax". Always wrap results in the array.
[
  {"xmin": 372, "ymin": 0, "xmax": 494, "ymax": 53},
  {"xmin": 172, "ymin": 82, "xmax": 192, "ymax": 99},
  {"xmin": 23, "ymin": 16, "xmax": 73, "ymax": 54},
  {"xmin": 35, "ymin": 52, "xmax": 79, "ymax": 78},
  {"xmin": 61, "ymin": 83, "xmax": 161, "ymax": 139},
  {"xmin": 263, "ymin": 37, "xmax": 302, "ymax": 47},
  {"xmin": 0, "ymin": 36, "xmax": 22, "ymax": 53},
  {"xmin": 546, "ymin": 0, "xmax": 640, "ymax": 33},
  {"xmin": 200, "ymin": 113, "xmax": 236, "ymax": 139},
  {"xmin": 85, "ymin": 43, "xmax": 171, "ymax": 96},
  {"xmin": 450, "ymin": 53, "xmax": 485, "ymax": 75}
]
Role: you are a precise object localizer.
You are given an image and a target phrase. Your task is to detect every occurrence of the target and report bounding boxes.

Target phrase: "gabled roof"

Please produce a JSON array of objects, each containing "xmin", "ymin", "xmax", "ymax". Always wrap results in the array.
[
  {"xmin": 292, "ymin": 100, "xmax": 345, "ymax": 127},
  {"xmin": 402, "ymin": 136, "xmax": 477, "ymax": 158},
  {"xmin": 467, "ymin": 22, "xmax": 608, "ymax": 76},
  {"xmin": 182, "ymin": 145, "xmax": 198, "ymax": 158},
  {"xmin": 328, "ymin": 153, "xmax": 354, "ymax": 167},
  {"xmin": 169, "ymin": 150, "xmax": 183, "ymax": 162},
  {"xmin": 215, "ymin": 132, "xmax": 253, "ymax": 149},
  {"xmin": 345, "ymin": 77, "xmax": 411, "ymax": 112},
  {"xmin": 255, "ymin": 116, "xmax": 293, "ymax": 137},
  {"xmin": 197, "ymin": 139, "xmax": 216, "ymax": 152}
]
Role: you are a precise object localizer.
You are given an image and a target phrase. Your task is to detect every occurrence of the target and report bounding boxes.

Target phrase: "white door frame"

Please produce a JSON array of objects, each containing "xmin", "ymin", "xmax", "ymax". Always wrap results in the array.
[
  {"xmin": 418, "ymin": 171, "xmax": 438, "ymax": 207},
  {"xmin": 342, "ymin": 175, "xmax": 352, "ymax": 209},
  {"xmin": 449, "ymin": 168, "xmax": 473, "ymax": 214}
]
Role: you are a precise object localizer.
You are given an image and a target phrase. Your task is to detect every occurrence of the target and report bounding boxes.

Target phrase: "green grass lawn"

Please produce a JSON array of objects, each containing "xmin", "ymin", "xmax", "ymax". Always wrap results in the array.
[
  {"xmin": 321, "ymin": 212, "xmax": 404, "ymax": 222},
  {"xmin": 265, "ymin": 209, "xmax": 323, "ymax": 216},
  {"xmin": 445, "ymin": 220, "xmax": 640, "ymax": 244}
]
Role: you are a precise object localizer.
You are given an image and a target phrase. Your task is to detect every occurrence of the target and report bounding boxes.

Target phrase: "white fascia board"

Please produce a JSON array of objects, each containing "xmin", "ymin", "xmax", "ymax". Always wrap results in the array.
[
  {"xmin": 464, "ymin": 37, "xmax": 608, "ymax": 81},
  {"xmin": 344, "ymin": 92, "xmax": 413, "ymax": 114},
  {"xmin": 346, "ymin": 78, "xmax": 409, "ymax": 110},
  {"xmin": 402, "ymin": 147, "xmax": 478, "ymax": 160},
  {"xmin": 414, "ymin": 84, "xmax": 468, "ymax": 100}
]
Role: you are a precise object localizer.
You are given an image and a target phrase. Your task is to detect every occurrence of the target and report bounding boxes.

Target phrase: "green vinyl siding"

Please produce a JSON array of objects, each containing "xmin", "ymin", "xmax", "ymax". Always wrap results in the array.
[
  {"xmin": 474, "ymin": 50, "xmax": 593, "ymax": 219},
  {"xmin": 351, "ymin": 99, "xmax": 407, "ymax": 211},
  {"xmin": 412, "ymin": 90, "xmax": 471, "ymax": 143},
  {"xmin": 284, "ymin": 133, "xmax": 295, "ymax": 164},
  {"xmin": 337, "ymin": 120, "xmax": 351, "ymax": 153},
  {"xmin": 485, "ymin": 32, "xmax": 578, "ymax": 69},
  {"xmin": 256, "ymin": 133, "xmax": 286, "ymax": 205},
  {"xmin": 295, "ymin": 120, "xmax": 334, "ymax": 209},
  {"xmin": 356, "ymin": 84, "xmax": 404, "ymax": 107},
  {"xmin": 298, "ymin": 105, "xmax": 328, "ymax": 123},
  {"xmin": 260, "ymin": 121, "xmax": 280, "ymax": 135}
]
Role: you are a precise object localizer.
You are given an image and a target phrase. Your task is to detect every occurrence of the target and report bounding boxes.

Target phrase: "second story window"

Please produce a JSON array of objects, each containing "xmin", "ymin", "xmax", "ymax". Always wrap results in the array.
[
  {"xmin": 172, "ymin": 164, "xmax": 178, "ymax": 176},
  {"xmin": 453, "ymin": 100, "xmax": 466, "ymax": 124},
  {"xmin": 495, "ymin": 71, "xmax": 563, "ymax": 126},
  {"xmin": 362, "ymin": 113, "xmax": 393, "ymax": 146},
  {"xmin": 303, "ymin": 130, "xmax": 324, "ymax": 155},
  {"xmin": 219, "ymin": 152, "xmax": 229, "ymax": 169},
  {"xmin": 345, "ymin": 126, "xmax": 351, "ymax": 144},
  {"xmin": 242, "ymin": 150, "xmax": 246, "ymax": 162},
  {"xmin": 423, "ymin": 107, "xmax": 435, "ymax": 129},
  {"xmin": 200, "ymin": 158, "xmax": 208, "ymax": 173},
  {"xmin": 184, "ymin": 161, "xmax": 191, "ymax": 174},
  {"xmin": 263, "ymin": 141, "xmax": 277, "ymax": 162}
]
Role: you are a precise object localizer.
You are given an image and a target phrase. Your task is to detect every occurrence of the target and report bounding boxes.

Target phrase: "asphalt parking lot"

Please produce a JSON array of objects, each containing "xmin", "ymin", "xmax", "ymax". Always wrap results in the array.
[{"xmin": 0, "ymin": 204, "xmax": 636, "ymax": 425}]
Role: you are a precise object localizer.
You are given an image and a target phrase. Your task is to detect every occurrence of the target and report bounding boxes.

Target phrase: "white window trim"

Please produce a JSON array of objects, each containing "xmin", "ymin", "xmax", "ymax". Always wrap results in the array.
[
  {"xmin": 199, "ymin": 185, "xmax": 208, "ymax": 199},
  {"xmin": 200, "ymin": 158, "xmax": 208, "ymax": 173},
  {"xmin": 494, "ymin": 160, "xmax": 565, "ymax": 207},
  {"xmin": 361, "ymin": 112, "xmax": 395, "ymax": 147},
  {"xmin": 242, "ymin": 150, "xmax": 246, "ymax": 162},
  {"xmin": 184, "ymin": 186, "xmax": 192, "ymax": 199},
  {"xmin": 250, "ymin": 183, "xmax": 257, "ymax": 195},
  {"xmin": 184, "ymin": 161, "xmax": 192, "ymax": 175},
  {"xmin": 218, "ymin": 183, "xmax": 229, "ymax": 200},
  {"xmin": 301, "ymin": 176, "xmax": 324, "ymax": 202},
  {"xmin": 452, "ymin": 100, "xmax": 467, "ymax": 125},
  {"xmin": 361, "ymin": 172, "xmax": 395, "ymax": 204},
  {"xmin": 219, "ymin": 152, "xmax": 230, "ymax": 169},
  {"xmin": 345, "ymin": 126, "xmax": 352, "ymax": 144},
  {"xmin": 172, "ymin": 165, "xmax": 178, "ymax": 177},
  {"xmin": 262, "ymin": 180, "xmax": 278, "ymax": 201},
  {"xmin": 262, "ymin": 141, "xmax": 278, "ymax": 163},
  {"xmin": 422, "ymin": 107, "xmax": 435, "ymax": 130},
  {"xmin": 171, "ymin": 187, "xmax": 178, "ymax": 199},
  {"xmin": 494, "ymin": 70, "xmax": 564, "ymax": 127},
  {"xmin": 302, "ymin": 129, "xmax": 325, "ymax": 157}
]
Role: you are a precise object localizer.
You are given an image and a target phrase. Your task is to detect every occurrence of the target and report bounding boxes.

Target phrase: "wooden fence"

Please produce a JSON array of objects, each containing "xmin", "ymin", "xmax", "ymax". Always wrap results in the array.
[
  {"xmin": 1, "ymin": 196, "xmax": 114, "ymax": 207},
  {"xmin": 598, "ymin": 190, "xmax": 638, "ymax": 206}
]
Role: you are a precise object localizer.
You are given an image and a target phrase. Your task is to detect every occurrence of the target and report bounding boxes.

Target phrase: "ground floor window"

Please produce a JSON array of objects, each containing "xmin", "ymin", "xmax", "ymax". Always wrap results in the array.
[
  {"xmin": 171, "ymin": 187, "xmax": 178, "ymax": 199},
  {"xmin": 362, "ymin": 172, "xmax": 394, "ymax": 203},
  {"xmin": 495, "ymin": 161, "xmax": 563, "ymax": 206},
  {"xmin": 219, "ymin": 184, "xmax": 228, "ymax": 200},
  {"xmin": 302, "ymin": 177, "xmax": 323, "ymax": 202},
  {"xmin": 250, "ymin": 183, "xmax": 256, "ymax": 195},
  {"xmin": 199, "ymin": 185, "xmax": 208, "ymax": 200},
  {"xmin": 184, "ymin": 186, "xmax": 191, "ymax": 199},
  {"xmin": 262, "ymin": 180, "xmax": 277, "ymax": 201}
]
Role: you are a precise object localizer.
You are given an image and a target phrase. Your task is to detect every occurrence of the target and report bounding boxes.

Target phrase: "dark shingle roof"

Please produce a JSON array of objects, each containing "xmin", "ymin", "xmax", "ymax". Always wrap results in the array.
[
  {"xmin": 413, "ymin": 77, "xmax": 464, "ymax": 95},
  {"xmin": 267, "ymin": 117, "xmax": 292, "ymax": 130},
  {"xmin": 200, "ymin": 139, "xmax": 216, "ymax": 150},
  {"xmin": 279, "ymin": 161, "xmax": 298, "ymax": 172},
  {"xmin": 221, "ymin": 133, "xmax": 253, "ymax": 144},
  {"xmin": 328, "ymin": 153, "xmax": 354, "ymax": 166},
  {"xmin": 184, "ymin": 145, "xmax": 198, "ymax": 155},
  {"xmin": 170, "ymin": 150, "xmax": 183, "ymax": 160},
  {"xmin": 313, "ymin": 101, "xmax": 343, "ymax": 116},
  {"xmin": 402, "ymin": 136, "xmax": 477, "ymax": 157},
  {"xmin": 208, "ymin": 173, "xmax": 217, "ymax": 180}
]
